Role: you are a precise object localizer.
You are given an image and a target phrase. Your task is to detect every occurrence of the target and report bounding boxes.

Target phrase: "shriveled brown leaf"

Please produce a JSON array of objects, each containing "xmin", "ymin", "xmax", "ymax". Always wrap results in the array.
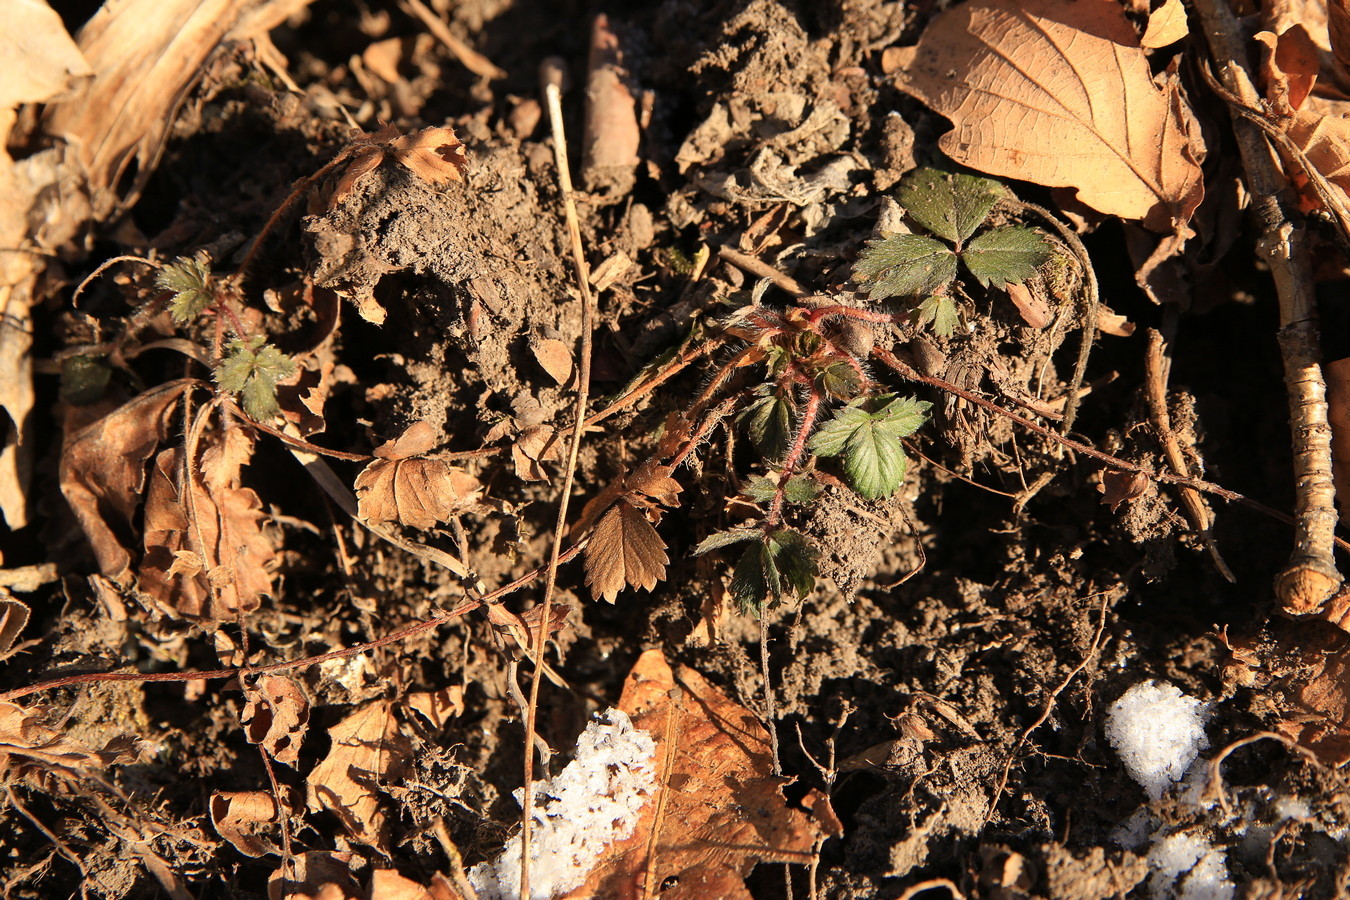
[
  {"xmin": 1140, "ymin": 0, "xmax": 1188, "ymax": 48},
  {"xmin": 390, "ymin": 126, "xmax": 469, "ymax": 186},
  {"xmin": 559, "ymin": 649, "xmax": 833, "ymax": 899},
  {"xmin": 59, "ymin": 380, "xmax": 191, "ymax": 583},
  {"xmin": 1284, "ymin": 105, "xmax": 1350, "ymax": 211},
  {"xmin": 0, "ymin": 589, "xmax": 30, "ymax": 655},
  {"xmin": 242, "ymin": 675, "xmax": 310, "ymax": 767},
  {"xmin": 0, "ymin": 700, "xmax": 142, "ymax": 785},
  {"xmin": 891, "ymin": 0, "xmax": 1205, "ymax": 230},
  {"xmin": 355, "ymin": 456, "xmax": 481, "ymax": 530},
  {"xmin": 373, "ymin": 421, "xmax": 440, "ymax": 460},
  {"xmin": 138, "ymin": 445, "xmax": 278, "ymax": 623},
  {"xmin": 1098, "ymin": 470, "xmax": 1150, "ymax": 514},
  {"xmin": 402, "ymin": 687, "xmax": 464, "ymax": 732},
  {"xmin": 362, "ymin": 37, "xmax": 405, "ymax": 84},
  {"xmin": 1256, "ymin": 26, "xmax": 1320, "ymax": 116},
  {"xmin": 268, "ymin": 851, "xmax": 358, "ymax": 900},
  {"xmin": 625, "ymin": 461, "xmax": 683, "ymax": 508},
  {"xmin": 584, "ymin": 501, "xmax": 669, "ymax": 603},
  {"xmin": 512, "ymin": 424, "xmax": 561, "ymax": 482},
  {"xmin": 210, "ymin": 790, "xmax": 284, "ymax": 858},
  {"xmin": 306, "ymin": 699, "xmax": 411, "ymax": 850},
  {"xmin": 201, "ymin": 426, "xmax": 255, "ymax": 493},
  {"xmin": 532, "ymin": 337, "xmax": 575, "ymax": 387}
]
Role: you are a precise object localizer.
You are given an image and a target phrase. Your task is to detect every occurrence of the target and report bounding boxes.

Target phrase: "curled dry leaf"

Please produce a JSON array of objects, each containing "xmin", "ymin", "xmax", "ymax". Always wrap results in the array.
[
  {"xmin": 532, "ymin": 337, "xmax": 575, "ymax": 387},
  {"xmin": 0, "ymin": 700, "xmax": 141, "ymax": 785},
  {"xmin": 138, "ymin": 444, "xmax": 278, "ymax": 623},
  {"xmin": 267, "ymin": 851, "xmax": 358, "ymax": 900},
  {"xmin": 305, "ymin": 699, "xmax": 411, "ymax": 850},
  {"xmin": 584, "ymin": 501, "xmax": 670, "ymax": 603},
  {"xmin": 356, "ymin": 422, "xmax": 481, "ymax": 529},
  {"xmin": 210, "ymin": 790, "xmax": 284, "ymax": 858},
  {"xmin": 891, "ymin": 0, "xmax": 1205, "ymax": 230},
  {"xmin": 242, "ymin": 674, "xmax": 310, "ymax": 767},
  {"xmin": 512, "ymin": 424, "xmax": 561, "ymax": 482},
  {"xmin": 332, "ymin": 124, "xmax": 468, "ymax": 204},
  {"xmin": 557, "ymin": 649, "xmax": 834, "ymax": 898},
  {"xmin": 0, "ymin": 589, "xmax": 30, "ymax": 655},
  {"xmin": 1098, "ymin": 470, "xmax": 1151, "ymax": 513},
  {"xmin": 59, "ymin": 380, "xmax": 191, "ymax": 583}
]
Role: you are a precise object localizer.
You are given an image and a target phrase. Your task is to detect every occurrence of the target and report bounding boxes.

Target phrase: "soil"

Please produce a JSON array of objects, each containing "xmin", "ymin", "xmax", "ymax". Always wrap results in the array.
[{"xmin": 4, "ymin": 0, "xmax": 1350, "ymax": 898}]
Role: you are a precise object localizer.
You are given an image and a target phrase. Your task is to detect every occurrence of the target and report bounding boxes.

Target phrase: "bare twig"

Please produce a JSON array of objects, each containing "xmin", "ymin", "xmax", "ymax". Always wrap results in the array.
[
  {"xmin": 518, "ymin": 57, "xmax": 598, "ymax": 900},
  {"xmin": 1192, "ymin": 0, "xmax": 1342, "ymax": 614},
  {"xmin": 398, "ymin": 0, "xmax": 506, "ymax": 79},
  {"xmin": 716, "ymin": 245, "xmax": 809, "ymax": 297},
  {"xmin": 1143, "ymin": 329, "xmax": 1235, "ymax": 581}
]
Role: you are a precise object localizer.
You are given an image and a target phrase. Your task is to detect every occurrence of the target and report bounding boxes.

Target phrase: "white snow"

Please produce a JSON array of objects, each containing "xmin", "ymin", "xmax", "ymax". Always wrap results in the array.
[
  {"xmin": 1105, "ymin": 680, "xmax": 1211, "ymax": 800},
  {"xmin": 469, "ymin": 708, "xmax": 658, "ymax": 900},
  {"xmin": 1146, "ymin": 832, "xmax": 1235, "ymax": 900}
]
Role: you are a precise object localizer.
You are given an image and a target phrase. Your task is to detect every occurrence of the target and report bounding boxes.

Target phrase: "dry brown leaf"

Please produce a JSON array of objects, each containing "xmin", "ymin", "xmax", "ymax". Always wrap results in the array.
[
  {"xmin": 368, "ymin": 870, "xmax": 468, "ymax": 900},
  {"xmin": 512, "ymin": 424, "xmax": 561, "ymax": 482},
  {"xmin": 374, "ymin": 420, "xmax": 440, "ymax": 459},
  {"xmin": 1256, "ymin": 26, "xmax": 1321, "ymax": 115},
  {"xmin": 402, "ymin": 687, "xmax": 464, "ymax": 731},
  {"xmin": 138, "ymin": 445, "xmax": 278, "ymax": 623},
  {"xmin": 558, "ymin": 649, "xmax": 832, "ymax": 898},
  {"xmin": 1098, "ymin": 470, "xmax": 1150, "ymax": 513},
  {"xmin": 0, "ymin": 589, "xmax": 30, "ymax": 655},
  {"xmin": 390, "ymin": 126, "xmax": 469, "ymax": 185},
  {"xmin": 268, "ymin": 851, "xmax": 358, "ymax": 900},
  {"xmin": 355, "ymin": 456, "xmax": 481, "ymax": 530},
  {"xmin": 306, "ymin": 699, "xmax": 410, "ymax": 849},
  {"xmin": 0, "ymin": 700, "xmax": 141, "ymax": 785},
  {"xmin": 210, "ymin": 790, "xmax": 283, "ymax": 858},
  {"xmin": 1285, "ymin": 105, "xmax": 1350, "ymax": 209},
  {"xmin": 59, "ymin": 380, "xmax": 191, "ymax": 583},
  {"xmin": 532, "ymin": 337, "xmax": 575, "ymax": 387},
  {"xmin": 242, "ymin": 675, "xmax": 310, "ymax": 767},
  {"xmin": 891, "ymin": 0, "xmax": 1206, "ymax": 230},
  {"xmin": 584, "ymin": 501, "xmax": 669, "ymax": 603},
  {"xmin": 1140, "ymin": 0, "xmax": 1189, "ymax": 49},
  {"xmin": 362, "ymin": 37, "xmax": 405, "ymax": 84}
]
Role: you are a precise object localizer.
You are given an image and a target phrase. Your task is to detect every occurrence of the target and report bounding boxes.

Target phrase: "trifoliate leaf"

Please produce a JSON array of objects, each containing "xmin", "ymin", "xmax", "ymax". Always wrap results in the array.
[
  {"xmin": 693, "ymin": 527, "xmax": 762, "ymax": 556},
  {"xmin": 156, "ymin": 255, "xmax": 214, "ymax": 325},
  {"xmin": 739, "ymin": 390, "xmax": 794, "ymax": 460},
  {"xmin": 216, "ymin": 337, "xmax": 296, "ymax": 420},
  {"xmin": 854, "ymin": 234, "xmax": 958, "ymax": 299},
  {"xmin": 961, "ymin": 226, "xmax": 1052, "ymax": 288},
  {"xmin": 916, "ymin": 294, "xmax": 961, "ymax": 337},
  {"xmin": 809, "ymin": 394, "xmax": 931, "ymax": 499},
  {"xmin": 744, "ymin": 474, "xmax": 820, "ymax": 505},
  {"xmin": 729, "ymin": 530, "xmax": 818, "ymax": 614},
  {"xmin": 896, "ymin": 167, "xmax": 1005, "ymax": 244}
]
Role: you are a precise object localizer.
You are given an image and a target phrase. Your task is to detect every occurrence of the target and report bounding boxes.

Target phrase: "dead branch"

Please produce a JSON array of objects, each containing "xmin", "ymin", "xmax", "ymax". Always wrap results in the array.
[{"xmin": 580, "ymin": 14, "xmax": 640, "ymax": 199}]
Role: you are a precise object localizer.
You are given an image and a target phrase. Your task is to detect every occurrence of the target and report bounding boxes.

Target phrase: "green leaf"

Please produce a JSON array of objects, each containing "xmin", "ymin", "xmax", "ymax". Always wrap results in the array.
[
  {"xmin": 961, "ymin": 226, "xmax": 1052, "ymax": 288},
  {"xmin": 897, "ymin": 168, "xmax": 1005, "ymax": 244},
  {"xmin": 739, "ymin": 390, "xmax": 794, "ymax": 460},
  {"xmin": 693, "ymin": 527, "xmax": 761, "ymax": 556},
  {"xmin": 60, "ymin": 355, "xmax": 111, "ymax": 405},
  {"xmin": 915, "ymin": 294, "xmax": 960, "ymax": 337},
  {"xmin": 728, "ymin": 530, "xmax": 818, "ymax": 614},
  {"xmin": 809, "ymin": 394, "xmax": 931, "ymax": 499},
  {"xmin": 744, "ymin": 474, "xmax": 820, "ymax": 505},
  {"xmin": 156, "ymin": 255, "xmax": 214, "ymax": 325},
  {"xmin": 818, "ymin": 361, "xmax": 863, "ymax": 400},
  {"xmin": 216, "ymin": 336, "xmax": 296, "ymax": 420},
  {"xmin": 854, "ymin": 234, "xmax": 958, "ymax": 299}
]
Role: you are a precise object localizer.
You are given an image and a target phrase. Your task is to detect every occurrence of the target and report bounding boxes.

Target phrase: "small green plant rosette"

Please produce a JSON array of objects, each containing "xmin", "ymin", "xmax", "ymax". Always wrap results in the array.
[
  {"xmin": 216, "ymin": 336, "xmax": 297, "ymax": 421},
  {"xmin": 156, "ymin": 255, "xmax": 214, "ymax": 325}
]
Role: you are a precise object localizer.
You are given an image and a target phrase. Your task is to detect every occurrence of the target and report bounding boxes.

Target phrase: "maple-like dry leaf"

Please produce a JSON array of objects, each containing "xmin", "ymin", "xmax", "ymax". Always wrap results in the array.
[
  {"xmin": 558, "ymin": 650, "xmax": 833, "ymax": 899},
  {"xmin": 355, "ymin": 457, "xmax": 481, "ymax": 530},
  {"xmin": 891, "ymin": 0, "xmax": 1205, "ymax": 230},
  {"xmin": 242, "ymin": 674, "xmax": 310, "ymax": 767},
  {"xmin": 138, "ymin": 445, "xmax": 278, "ymax": 623},
  {"xmin": 584, "ymin": 501, "xmax": 670, "ymax": 603},
  {"xmin": 59, "ymin": 380, "xmax": 191, "ymax": 583},
  {"xmin": 390, "ymin": 126, "xmax": 469, "ymax": 186},
  {"xmin": 306, "ymin": 699, "xmax": 411, "ymax": 850}
]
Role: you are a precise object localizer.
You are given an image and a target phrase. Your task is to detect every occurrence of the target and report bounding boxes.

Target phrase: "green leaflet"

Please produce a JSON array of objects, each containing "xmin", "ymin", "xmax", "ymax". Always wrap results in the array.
[
  {"xmin": 809, "ymin": 394, "xmax": 931, "ymax": 499},
  {"xmin": 216, "ymin": 336, "xmax": 297, "ymax": 421},
  {"xmin": 962, "ymin": 226, "xmax": 1052, "ymax": 288}
]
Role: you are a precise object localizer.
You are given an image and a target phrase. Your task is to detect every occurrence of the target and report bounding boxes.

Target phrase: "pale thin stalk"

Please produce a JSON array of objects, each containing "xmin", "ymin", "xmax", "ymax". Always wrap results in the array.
[{"xmin": 519, "ymin": 59, "xmax": 597, "ymax": 900}]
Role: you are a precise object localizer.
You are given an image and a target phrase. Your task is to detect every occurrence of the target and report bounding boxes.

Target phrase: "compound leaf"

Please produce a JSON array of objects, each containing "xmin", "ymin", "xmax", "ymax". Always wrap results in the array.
[
  {"xmin": 157, "ymin": 255, "xmax": 214, "ymax": 325},
  {"xmin": 854, "ymin": 234, "xmax": 958, "ymax": 299},
  {"xmin": 809, "ymin": 395, "xmax": 931, "ymax": 499},
  {"xmin": 962, "ymin": 226, "xmax": 1052, "ymax": 288},
  {"xmin": 217, "ymin": 337, "xmax": 297, "ymax": 421},
  {"xmin": 897, "ymin": 167, "xmax": 1005, "ymax": 244},
  {"xmin": 729, "ymin": 530, "xmax": 818, "ymax": 614}
]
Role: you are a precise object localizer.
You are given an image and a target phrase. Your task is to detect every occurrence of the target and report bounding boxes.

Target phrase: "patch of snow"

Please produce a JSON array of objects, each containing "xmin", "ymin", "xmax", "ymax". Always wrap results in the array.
[
  {"xmin": 1146, "ymin": 832, "xmax": 1234, "ymax": 900},
  {"xmin": 469, "ymin": 708, "xmax": 658, "ymax": 900},
  {"xmin": 1105, "ymin": 680, "xmax": 1210, "ymax": 800}
]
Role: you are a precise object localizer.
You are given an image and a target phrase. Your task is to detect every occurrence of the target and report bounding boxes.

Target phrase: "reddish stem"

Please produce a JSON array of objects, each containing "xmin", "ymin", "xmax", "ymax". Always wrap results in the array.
[{"xmin": 767, "ymin": 386, "xmax": 823, "ymax": 526}]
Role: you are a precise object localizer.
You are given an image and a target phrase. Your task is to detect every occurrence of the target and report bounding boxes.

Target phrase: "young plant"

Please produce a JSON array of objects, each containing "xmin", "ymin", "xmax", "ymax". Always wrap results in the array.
[{"xmin": 854, "ymin": 167, "xmax": 1052, "ymax": 335}]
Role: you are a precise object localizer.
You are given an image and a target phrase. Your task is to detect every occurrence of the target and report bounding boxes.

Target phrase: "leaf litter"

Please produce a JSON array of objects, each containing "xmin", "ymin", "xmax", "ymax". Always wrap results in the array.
[{"xmin": 8, "ymin": 0, "xmax": 1350, "ymax": 897}]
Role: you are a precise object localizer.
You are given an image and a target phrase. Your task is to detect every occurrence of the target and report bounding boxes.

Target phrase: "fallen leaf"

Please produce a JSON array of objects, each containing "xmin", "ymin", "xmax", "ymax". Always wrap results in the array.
[
  {"xmin": 362, "ymin": 37, "xmax": 404, "ymax": 84},
  {"xmin": 1098, "ymin": 469, "xmax": 1150, "ymax": 513},
  {"xmin": 355, "ymin": 456, "xmax": 481, "ymax": 530},
  {"xmin": 0, "ymin": 700, "xmax": 141, "ymax": 785},
  {"xmin": 306, "ymin": 699, "xmax": 410, "ymax": 849},
  {"xmin": 584, "ymin": 501, "xmax": 670, "ymax": 603},
  {"xmin": 390, "ymin": 126, "xmax": 469, "ymax": 186},
  {"xmin": 532, "ymin": 337, "xmax": 575, "ymax": 387},
  {"xmin": 0, "ymin": 589, "xmax": 30, "ymax": 654},
  {"xmin": 368, "ymin": 870, "xmax": 468, "ymax": 900},
  {"xmin": 1140, "ymin": 0, "xmax": 1189, "ymax": 48},
  {"xmin": 373, "ymin": 421, "xmax": 440, "ymax": 459},
  {"xmin": 138, "ymin": 444, "xmax": 278, "ymax": 623},
  {"xmin": 268, "ymin": 851, "xmax": 358, "ymax": 900},
  {"xmin": 402, "ymin": 687, "xmax": 464, "ymax": 731},
  {"xmin": 512, "ymin": 424, "xmax": 561, "ymax": 482},
  {"xmin": 891, "ymin": 0, "xmax": 1205, "ymax": 230},
  {"xmin": 210, "ymin": 790, "xmax": 284, "ymax": 858},
  {"xmin": 1332, "ymin": 0, "xmax": 1350, "ymax": 82},
  {"xmin": 241, "ymin": 675, "xmax": 310, "ymax": 767},
  {"xmin": 59, "ymin": 380, "xmax": 192, "ymax": 583},
  {"xmin": 557, "ymin": 649, "xmax": 833, "ymax": 898},
  {"xmin": 1256, "ymin": 26, "xmax": 1320, "ymax": 116}
]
